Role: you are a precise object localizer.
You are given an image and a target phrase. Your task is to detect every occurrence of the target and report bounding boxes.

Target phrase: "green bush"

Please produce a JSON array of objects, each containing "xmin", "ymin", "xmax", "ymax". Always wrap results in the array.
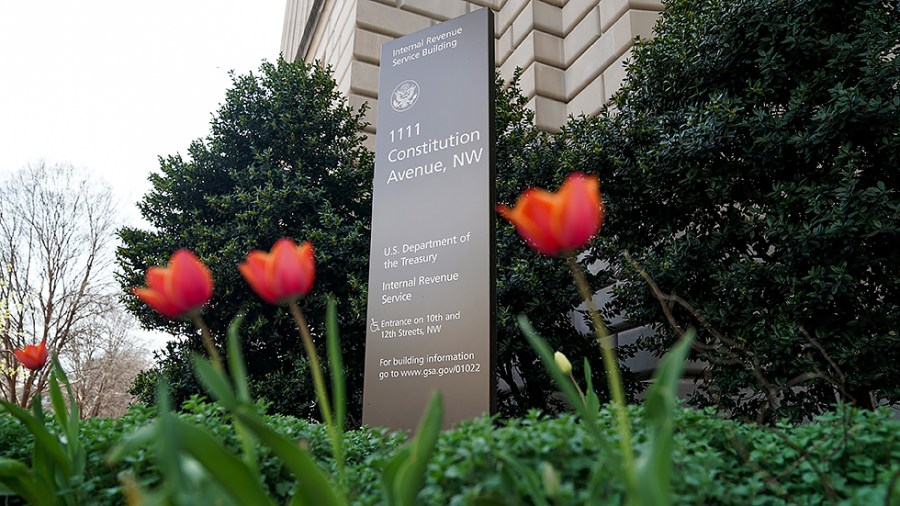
[
  {"xmin": 1, "ymin": 402, "xmax": 896, "ymax": 505},
  {"xmin": 117, "ymin": 58, "xmax": 374, "ymax": 422},
  {"xmin": 571, "ymin": 0, "xmax": 900, "ymax": 421}
]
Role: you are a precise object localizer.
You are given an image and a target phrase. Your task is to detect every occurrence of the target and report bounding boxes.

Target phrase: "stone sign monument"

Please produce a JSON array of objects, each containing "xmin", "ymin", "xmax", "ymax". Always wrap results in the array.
[{"xmin": 362, "ymin": 8, "xmax": 496, "ymax": 430}]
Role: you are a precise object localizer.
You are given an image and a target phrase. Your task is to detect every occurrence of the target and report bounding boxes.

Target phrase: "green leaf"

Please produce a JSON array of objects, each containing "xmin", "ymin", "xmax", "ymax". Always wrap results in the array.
[
  {"xmin": 48, "ymin": 360, "xmax": 69, "ymax": 431},
  {"xmin": 226, "ymin": 315, "xmax": 251, "ymax": 403},
  {"xmin": 493, "ymin": 452, "xmax": 551, "ymax": 506},
  {"xmin": 224, "ymin": 315, "xmax": 259, "ymax": 473},
  {"xmin": 583, "ymin": 359, "xmax": 601, "ymax": 425},
  {"xmin": 635, "ymin": 330, "xmax": 695, "ymax": 506},
  {"xmin": 383, "ymin": 391, "xmax": 443, "ymax": 506},
  {"xmin": 0, "ymin": 458, "xmax": 54, "ymax": 505},
  {"xmin": 156, "ymin": 377, "xmax": 188, "ymax": 499},
  {"xmin": 166, "ymin": 416, "xmax": 275, "ymax": 506},
  {"xmin": 193, "ymin": 356, "xmax": 239, "ymax": 409},
  {"xmin": 325, "ymin": 296, "xmax": 346, "ymax": 486},
  {"xmin": 0, "ymin": 399, "xmax": 72, "ymax": 478},
  {"xmin": 517, "ymin": 316, "xmax": 602, "ymax": 440},
  {"xmin": 229, "ymin": 405, "xmax": 346, "ymax": 506},
  {"xmin": 106, "ymin": 422, "xmax": 160, "ymax": 464},
  {"xmin": 55, "ymin": 359, "xmax": 85, "ymax": 477},
  {"xmin": 326, "ymin": 297, "xmax": 346, "ymax": 435}
]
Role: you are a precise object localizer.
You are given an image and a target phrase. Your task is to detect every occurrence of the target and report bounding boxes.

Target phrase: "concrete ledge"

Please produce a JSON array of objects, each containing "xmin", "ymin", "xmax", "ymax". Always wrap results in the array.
[
  {"xmin": 499, "ymin": 34, "xmax": 537, "ymax": 85},
  {"xmin": 566, "ymin": 72, "xmax": 604, "ymax": 117},
  {"xmin": 353, "ymin": 28, "xmax": 393, "ymax": 65},
  {"xmin": 496, "ymin": 0, "xmax": 530, "ymax": 37},
  {"xmin": 510, "ymin": 0, "xmax": 534, "ymax": 48},
  {"xmin": 562, "ymin": 6, "xmax": 601, "ymax": 67},
  {"xmin": 532, "ymin": 0, "xmax": 563, "ymax": 37},
  {"xmin": 495, "ymin": 23, "xmax": 514, "ymax": 66},
  {"xmin": 562, "ymin": 0, "xmax": 596, "ymax": 35},
  {"xmin": 357, "ymin": 0, "xmax": 432, "ymax": 38},
  {"xmin": 599, "ymin": 0, "xmax": 662, "ymax": 33},
  {"xmin": 349, "ymin": 60, "xmax": 380, "ymax": 97},
  {"xmin": 519, "ymin": 61, "xmax": 567, "ymax": 102},
  {"xmin": 527, "ymin": 94, "xmax": 567, "ymax": 131},
  {"xmin": 602, "ymin": 47, "xmax": 630, "ymax": 102},
  {"xmin": 398, "ymin": 0, "xmax": 468, "ymax": 21}
]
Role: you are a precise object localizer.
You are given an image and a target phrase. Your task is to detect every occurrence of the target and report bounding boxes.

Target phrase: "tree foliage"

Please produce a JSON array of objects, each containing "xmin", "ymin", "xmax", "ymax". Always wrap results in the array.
[
  {"xmin": 118, "ymin": 59, "xmax": 374, "ymax": 421},
  {"xmin": 570, "ymin": 0, "xmax": 899, "ymax": 421},
  {"xmin": 493, "ymin": 74, "xmax": 626, "ymax": 415}
]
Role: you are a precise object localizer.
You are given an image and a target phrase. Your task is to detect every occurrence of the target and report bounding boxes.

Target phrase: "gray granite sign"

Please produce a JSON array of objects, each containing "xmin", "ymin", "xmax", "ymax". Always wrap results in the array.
[{"xmin": 362, "ymin": 8, "xmax": 496, "ymax": 430}]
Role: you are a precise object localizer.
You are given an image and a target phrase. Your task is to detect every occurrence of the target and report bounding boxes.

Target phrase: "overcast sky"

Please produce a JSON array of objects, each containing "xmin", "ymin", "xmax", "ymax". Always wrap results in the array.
[
  {"xmin": 0, "ymin": 1, "xmax": 287, "ymax": 350},
  {"xmin": 0, "ymin": 1, "xmax": 286, "ymax": 226}
]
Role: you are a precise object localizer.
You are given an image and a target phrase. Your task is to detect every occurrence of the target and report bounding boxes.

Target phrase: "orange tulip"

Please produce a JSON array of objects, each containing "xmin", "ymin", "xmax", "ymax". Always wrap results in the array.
[
  {"xmin": 497, "ymin": 172, "xmax": 605, "ymax": 256},
  {"xmin": 14, "ymin": 339, "xmax": 48, "ymax": 371},
  {"xmin": 133, "ymin": 249, "xmax": 214, "ymax": 319},
  {"xmin": 239, "ymin": 238, "xmax": 315, "ymax": 305}
]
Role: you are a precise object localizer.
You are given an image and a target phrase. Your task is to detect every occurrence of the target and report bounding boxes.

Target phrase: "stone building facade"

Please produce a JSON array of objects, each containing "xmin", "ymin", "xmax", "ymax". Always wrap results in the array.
[{"xmin": 281, "ymin": 0, "xmax": 663, "ymax": 140}]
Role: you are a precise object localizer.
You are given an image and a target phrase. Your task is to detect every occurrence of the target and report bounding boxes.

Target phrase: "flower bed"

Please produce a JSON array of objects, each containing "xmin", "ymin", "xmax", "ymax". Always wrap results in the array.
[{"xmin": 1, "ymin": 401, "xmax": 896, "ymax": 505}]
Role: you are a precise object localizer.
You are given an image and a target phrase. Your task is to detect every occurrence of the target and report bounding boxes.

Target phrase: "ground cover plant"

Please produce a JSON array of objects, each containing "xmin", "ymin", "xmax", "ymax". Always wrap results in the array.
[{"xmin": 1, "ymin": 401, "xmax": 897, "ymax": 505}]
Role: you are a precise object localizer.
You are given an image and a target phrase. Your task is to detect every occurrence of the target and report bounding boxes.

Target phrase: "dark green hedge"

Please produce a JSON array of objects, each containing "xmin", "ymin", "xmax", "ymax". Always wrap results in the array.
[{"xmin": 1, "ymin": 401, "xmax": 897, "ymax": 505}]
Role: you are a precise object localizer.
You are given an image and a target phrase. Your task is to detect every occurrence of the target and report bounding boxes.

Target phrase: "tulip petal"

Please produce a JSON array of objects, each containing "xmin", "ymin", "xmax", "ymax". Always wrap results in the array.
[
  {"xmin": 558, "ymin": 174, "xmax": 602, "ymax": 251},
  {"xmin": 240, "ymin": 239, "xmax": 316, "ymax": 305},
  {"xmin": 295, "ymin": 242, "xmax": 315, "ymax": 297},
  {"xmin": 509, "ymin": 190, "xmax": 564, "ymax": 255},
  {"xmin": 133, "ymin": 287, "xmax": 182, "ymax": 319},
  {"xmin": 271, "ymin": 239, "xmax": 315, "ymax": 302},
  {"xmin": 239, "ymin": 251, "xmax": 280, "ymax": 304},
  {"xmin": 165, "ymin": 250, "xmax": 214, "ymax": 313},
  {"xmin": 145, "ymin": 267, "xmax": 169, "ymax": 291}
]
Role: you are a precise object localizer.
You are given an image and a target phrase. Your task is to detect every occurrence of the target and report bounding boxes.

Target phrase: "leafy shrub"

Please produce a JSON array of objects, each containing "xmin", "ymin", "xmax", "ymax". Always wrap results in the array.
[
  {"xmin": 117, "ymin": 58, "xmax": 374, "ymax": 422},
  {"xmin": 1, "ymin": 402, "xmax": 896, "ymax": 505},
  {"xmin": 572, "ymin": 0, "xmax": 900, "ymax": 421}
]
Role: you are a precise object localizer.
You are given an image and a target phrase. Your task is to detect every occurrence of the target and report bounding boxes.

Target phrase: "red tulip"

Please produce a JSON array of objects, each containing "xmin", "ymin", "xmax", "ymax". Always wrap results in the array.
[
  {"xmin": 14, "ymin": 339, "xmax": 48, "ymax": 371},
  {"xmin": 133, "ymin": 249, "xmax": 214, "ymax": 319},
  {"xmin": 497, "ymin": 172, "xmax": 605, "ymax": 256},
  {"xmin": 239, "ymin": 238, "xmax": 315, "ymax": 305}
]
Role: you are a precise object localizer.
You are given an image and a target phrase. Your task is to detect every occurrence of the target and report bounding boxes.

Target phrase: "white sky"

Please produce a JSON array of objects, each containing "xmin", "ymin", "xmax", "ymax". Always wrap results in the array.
[
  {"xmin": 0, "ymin": 1, "xmax": 286, "ymax": 225},
  {"xmin": 0, "ymin": 1, "xmax": 287, "ymax": 351}
]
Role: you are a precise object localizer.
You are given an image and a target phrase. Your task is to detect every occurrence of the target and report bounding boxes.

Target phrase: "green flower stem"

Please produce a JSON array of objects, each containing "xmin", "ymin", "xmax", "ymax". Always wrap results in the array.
[
  {"xmin": 566, "ymin": 255, "xmax": 637, "ymax": 494},
  {"xmin": 567, "ymin": 372, "xmax": 587, "ymax": 406},
  {"xmin": 288, "ymin": 301, "xmax": 344, "ymax": 486},
  {"xmin": 193, "ymin": 315, "xmax": 223, "ymax": 371}
]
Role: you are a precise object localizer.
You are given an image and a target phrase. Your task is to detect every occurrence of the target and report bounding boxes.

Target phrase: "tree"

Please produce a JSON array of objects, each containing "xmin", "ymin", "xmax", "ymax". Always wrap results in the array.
[
  {"xmin": 65, "ymin": 302, "xmax": 150, "ymax": 417},
  {"xmin": 118, "ymin": 59, "xmax": 375, "ymax": 421},
  {"xmin": 0, "ymin": 162, "xmax": 120, "ymax": 407},
  {"xmin": 570, "ymin": 0, "xmax": 899, "ymax": 421}
]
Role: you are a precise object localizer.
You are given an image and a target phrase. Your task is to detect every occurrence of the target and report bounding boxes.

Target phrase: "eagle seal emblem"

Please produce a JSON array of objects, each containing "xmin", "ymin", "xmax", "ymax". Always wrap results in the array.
[{"xmin": 391, "ymin": 80, "xmax": 419, "ymax": 112}]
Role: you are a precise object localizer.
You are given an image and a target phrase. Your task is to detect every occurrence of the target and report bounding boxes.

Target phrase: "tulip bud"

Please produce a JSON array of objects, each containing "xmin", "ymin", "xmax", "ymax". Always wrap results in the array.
[
  {"xmin": 554, "ymin": 351, "xmax": 572, "ymax": 375},
  {"xmin": 541, "ymin": 462, "xmax": 561, "ymax": 498}
]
